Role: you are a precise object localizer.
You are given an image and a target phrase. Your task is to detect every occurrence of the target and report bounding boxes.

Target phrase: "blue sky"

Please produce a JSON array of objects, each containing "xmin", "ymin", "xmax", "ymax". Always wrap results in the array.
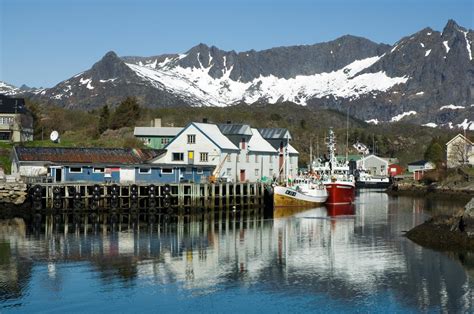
[{"xmin": 1, "ymin": 0, "xmax": 472, "ymax": 88}]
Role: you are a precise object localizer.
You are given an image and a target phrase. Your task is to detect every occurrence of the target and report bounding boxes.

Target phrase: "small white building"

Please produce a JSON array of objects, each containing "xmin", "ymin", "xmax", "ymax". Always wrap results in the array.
[
  {"xmin": 356, "ymin": 155, "xmax": 399, "ymax": 176},
  {"xmin": 407, "ymin": 160, "xmax": 435, "ymax": 173},
  {"xmin": 446, "ymin": 134, "xmax": 474, "ymax": 168}
]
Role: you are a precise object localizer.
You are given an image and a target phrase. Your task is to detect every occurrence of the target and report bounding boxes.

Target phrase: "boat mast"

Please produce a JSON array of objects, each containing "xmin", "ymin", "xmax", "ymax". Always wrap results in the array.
[{"xmin": 309, "ymin": 138, "xmax": 313, "ymax": 172}]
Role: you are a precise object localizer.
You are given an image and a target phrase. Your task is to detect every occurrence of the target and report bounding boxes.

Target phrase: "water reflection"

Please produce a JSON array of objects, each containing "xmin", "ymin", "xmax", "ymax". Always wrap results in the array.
[{"xmin": 0, "ymin": 190, "xmax": 472, "ymax": 312}]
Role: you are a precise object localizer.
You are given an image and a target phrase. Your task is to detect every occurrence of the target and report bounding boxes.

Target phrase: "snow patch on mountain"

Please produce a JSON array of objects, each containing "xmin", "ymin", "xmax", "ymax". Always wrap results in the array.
[
  {"xmin": 443, "ymin": 41, "xmax": 450, "ymax": 53},
  {"xmin": 439, "ymin": 104, "xmax": 465, "ymax": 110},
  {"xmin": 125, "ymin": 55, "xmax": 408, "ymax": 106},
  {"xmin": 365, "ymin": 119, "xmax": 380, "ymax": 125},
  {"xmin": 462, "ymin": 31, "xmax": 472, "ymax": 60},
  {"xmin": 422, "ymin": 122, "xmax": 437, "ymax": 128},
  {"xmin": 458, "ymin": 119, "xmax": 474, "ymax": 130},
  {"xmin": 390, "ymin": 111, "xmax": 417, "ymax": 122},
  {"xmin": 425, "ymin": 49, "xmax": 431, "ymax": 56}
]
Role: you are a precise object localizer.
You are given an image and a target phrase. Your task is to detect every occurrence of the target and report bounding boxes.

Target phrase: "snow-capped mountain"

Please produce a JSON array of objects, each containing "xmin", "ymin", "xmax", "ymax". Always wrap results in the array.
[
  {"xmin": 7, "ymin": 19, "xmax": 474, "ymax": 129},
  {"xmin": 0, "ymin": 81, "xmax": 20, "ymax": 96}
]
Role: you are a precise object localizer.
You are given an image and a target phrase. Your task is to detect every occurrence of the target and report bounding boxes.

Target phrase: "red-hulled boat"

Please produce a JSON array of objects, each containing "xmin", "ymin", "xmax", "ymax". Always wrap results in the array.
[
  {"xmin": 312, "ymin": 129, "xmax": 356, "ymax": 205},
  {"xmin": 325, "ymin": 202, "xmax": 355, "ymax": 216}
]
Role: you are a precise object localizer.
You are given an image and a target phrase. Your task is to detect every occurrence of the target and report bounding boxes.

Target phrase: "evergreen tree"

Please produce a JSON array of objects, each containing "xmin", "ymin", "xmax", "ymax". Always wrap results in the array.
[
  {"xmin": 110, "ymin": 97, "xmax": 141, "ymax": 129},
  {"xmin": 424, "ymin": 141, "xmax": 444, "ymax": 164},
  {"xmin": 98, "ymin": 105, "xmax": 110, "ymax": 134}
]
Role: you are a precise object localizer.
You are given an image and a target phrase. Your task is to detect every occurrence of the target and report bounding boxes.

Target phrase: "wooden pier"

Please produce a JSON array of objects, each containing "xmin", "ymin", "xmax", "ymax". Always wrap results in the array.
[{"xmin": 27, "ymin": 182, "xmax": 271, "ymax": 224}]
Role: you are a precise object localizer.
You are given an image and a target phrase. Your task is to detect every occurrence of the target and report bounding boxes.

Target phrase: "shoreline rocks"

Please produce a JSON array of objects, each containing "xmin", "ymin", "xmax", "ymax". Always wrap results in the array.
[
  {"xmin": 406, "ymin": 197, "xmax": 474, "ymax": 251},
  {"xmin": 387, "ymin": 181, "xmax": 474, "ymax": 199},
  {"xmin": 0, "ymin": 182, "xmax": 28, "ymax": 205}
]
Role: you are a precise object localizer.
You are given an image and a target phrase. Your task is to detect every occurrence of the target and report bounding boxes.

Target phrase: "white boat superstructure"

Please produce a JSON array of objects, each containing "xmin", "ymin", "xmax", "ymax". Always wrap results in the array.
[{"xmin": 274, "ymin": 177, "xmax": 328, "ymax": 207}]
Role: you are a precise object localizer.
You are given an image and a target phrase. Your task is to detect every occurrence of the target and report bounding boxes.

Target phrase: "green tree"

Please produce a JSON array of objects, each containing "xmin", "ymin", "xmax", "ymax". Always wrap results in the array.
[
  {"xmin": 424, "ymin": 141, "xmax": 444, "ymax": 164},
  {"xmin": 98, "ymin": 105, "xmax": 110, "ymax": 134},
  {"xmin": 110, "ymin": 97, "xmax": 141, "ymax": 129}
]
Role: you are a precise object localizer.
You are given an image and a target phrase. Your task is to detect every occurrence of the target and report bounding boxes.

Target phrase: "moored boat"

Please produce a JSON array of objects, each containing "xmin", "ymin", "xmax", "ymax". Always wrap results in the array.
[
  {"xmin": 273, "ymin": 178, "xmax": 328, "ymax": 207},
  {"xmin": 355, "ymin": 170, "xmax": 391, "ymax": 188},
  {"xmin": 312, "ymin": 129, "xmax": 356, "ymax": 205}
]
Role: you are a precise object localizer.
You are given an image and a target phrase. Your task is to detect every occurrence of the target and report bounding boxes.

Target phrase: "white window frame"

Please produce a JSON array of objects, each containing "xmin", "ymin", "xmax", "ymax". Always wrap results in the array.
[
  {"xmin": 200, "ymin": 152, "xmax": 208, "ymax": 162},
  {"xmin": 138, "ymin": 168, "xmax": 152, "ymax": 174},
  {"xmin": 226, "ymin": 168, "xmax": 232, "ymax": 176},
  {"xmin": 161, "ymin": 168, "xmax": 174, "ymax": 174},
  {"xmin": 187, "ymin": 134, "xmax": 196, "ymax": 144},
  {"xmin": 93, "ymin": 167, "xmax": 105, "ymax": 173},
  {"xmin": 69, "ymin": 167, "xmax": 83, "ymax": 173},
  {"xmin": 255, "ymin": 169, "xmax": 259, "ymax": 176}
]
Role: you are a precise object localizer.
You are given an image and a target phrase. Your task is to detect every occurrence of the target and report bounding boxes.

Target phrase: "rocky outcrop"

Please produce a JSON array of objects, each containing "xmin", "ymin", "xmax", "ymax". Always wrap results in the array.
[
  {"xmin": 0, "ymin": 182, "xmax": 28, "ymax": 205},
  {"xmin": 406, "ymin": 197, "xmax": 474, "ymax": 251}
]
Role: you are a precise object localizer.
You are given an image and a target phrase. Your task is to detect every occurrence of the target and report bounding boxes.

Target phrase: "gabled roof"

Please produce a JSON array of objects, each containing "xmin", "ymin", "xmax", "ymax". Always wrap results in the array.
[
  {"xmin": 248, "ymin": 128, "xmax": 278, "ymax": 153},
  {"xmin": 0, "ymin": 95, "xmax": 29, "ymax": 114},
  {"xmin": 258, "ymin": 128, "xmax": 292, "ymax": 140},
  {"xmin": 168, "ymin": 122, "xmax": 238, "ymax": 151},
  {"xmin": 446, "ymin": 133, "xmax": 473, "ymax": 146},
  {"xmin": 14, "ymin": 147, "xmax": 166, "ymax": 165},
  {"xmin": 408, "ymin": 160, "xmax": 429, "ymax": 166},
  {"xmin": 358, "ymin": 154, "xmax": 390, "ymax": 164},
  {"xmin": 218, "ymin": 124, "xmax": 253, "ymax": 136},
  {"xmin": 288, "ymin": 144, "xmax": 299, "ymax": 155},
  {"xmin": 134, "ymin": 126, "xmax": 182, "ymax": 137}
]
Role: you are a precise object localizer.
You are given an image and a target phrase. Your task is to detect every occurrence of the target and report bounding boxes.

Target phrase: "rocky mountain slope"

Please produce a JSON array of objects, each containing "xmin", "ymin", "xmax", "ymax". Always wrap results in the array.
[{"xmin": 5, "ymin": 20, "xmax": 474, "ymax": 129}]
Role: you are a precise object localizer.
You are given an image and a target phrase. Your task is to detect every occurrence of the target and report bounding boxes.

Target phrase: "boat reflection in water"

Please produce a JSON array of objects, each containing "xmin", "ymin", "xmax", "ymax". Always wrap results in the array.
[{"xmin": 0, "ymin": 190, "xmax": 472, "ymax": 312}]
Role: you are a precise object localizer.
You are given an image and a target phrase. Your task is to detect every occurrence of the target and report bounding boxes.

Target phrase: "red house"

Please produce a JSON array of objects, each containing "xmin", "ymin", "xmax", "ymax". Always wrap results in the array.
[{"xmin": 388, "ymin": 164, "xmax": 404, "ymax": 177}]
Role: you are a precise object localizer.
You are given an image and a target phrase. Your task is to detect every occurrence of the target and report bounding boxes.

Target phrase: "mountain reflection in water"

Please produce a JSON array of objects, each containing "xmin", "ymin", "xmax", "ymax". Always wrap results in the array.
[{"xmin": 0, "ymin": 190, "xmax": 472, "ymax": 312}]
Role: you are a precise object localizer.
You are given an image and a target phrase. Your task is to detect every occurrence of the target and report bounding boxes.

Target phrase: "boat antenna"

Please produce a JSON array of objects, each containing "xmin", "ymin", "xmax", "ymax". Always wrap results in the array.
[
  {"xmin": 346, "ymin": 106, "xmax": 349, "ymax": 161},
  {"xmin": 309, "ymin": 137, "xmax": 313, "ymax": 172}
]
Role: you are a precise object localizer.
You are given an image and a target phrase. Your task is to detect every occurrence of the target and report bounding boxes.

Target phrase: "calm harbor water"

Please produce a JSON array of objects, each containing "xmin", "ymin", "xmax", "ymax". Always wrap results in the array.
[{"xmin": 0, "ymin": 190, "xmax": 472, "ymax": 313}]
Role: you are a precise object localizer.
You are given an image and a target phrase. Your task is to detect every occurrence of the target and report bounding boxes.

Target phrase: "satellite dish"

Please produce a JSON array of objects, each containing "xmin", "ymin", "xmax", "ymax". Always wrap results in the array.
[{"xmin": 50, "ymin": 130, "xmax": 60, "ymax": 143}]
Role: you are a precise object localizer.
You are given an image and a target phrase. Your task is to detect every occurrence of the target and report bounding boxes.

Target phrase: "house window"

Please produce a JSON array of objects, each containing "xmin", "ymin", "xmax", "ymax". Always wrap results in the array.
[
  {"xmin": 241, "ymin": 138, "xmax": 246, "ymax": 149},
  {"xmin": 197, "ymin": 169, "xmax": 203, "ymax": 174},
  {"xmin": 161, "ymin": 138, "xmax": 170, "ymax": 145},
  {"xmin": 269, "ymin": 169, "xmax": 274, "ymax": 176},
  {"xmin": 200, "ymin": 153, "xmax": 208, "ymax": 162},
  {"xmin": 227, "ymin": 155, "xmax": 231, "ymax": 162},
  {"xmin": 139, "ymin": 168, "xmax": 151, "ymax": 174},
  {"xmin": 236, "ymin": 155, "xmax": 240, "ymax": 162},
  {"xmin": 69, "ymin": 167, "xmax": 82, "ymax": 173},
  {"xmin": 255, "ymin": 155, "xmax": 258, "ymax": 163},
  {"xmin": 93, "ymin": 167, "xmax": 105, "ymax": 173},
  {"xmin": 269, "ymin": 155, "xmax": 273, "ymax": 162},
  {"xmin": 226, "ymin": 168, "xmax": 232, "ymax": 176},
  {"xmin": 255, "ymin": 169, "xmax": 259, "ymax": 177},
  {"xmin": 161, "ymin": 168, "xmax": 173, "ymax": 174},
  {"xmin": 246, "ymin": 154, "xmax": 250, "ymax": 163},
  {"xmin": 172, "ymin": 152, "xmax": 184, "ymax": 161},
  {"xmin": 187, "ymin": 134, "xmax": 196, "ymax": 144}
]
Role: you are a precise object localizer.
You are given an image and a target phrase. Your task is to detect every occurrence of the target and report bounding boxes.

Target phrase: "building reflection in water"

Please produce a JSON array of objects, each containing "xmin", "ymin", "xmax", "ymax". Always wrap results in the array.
[{"xmin": 0, "ymin": 190, "xmax": 472, "ymax": 312}]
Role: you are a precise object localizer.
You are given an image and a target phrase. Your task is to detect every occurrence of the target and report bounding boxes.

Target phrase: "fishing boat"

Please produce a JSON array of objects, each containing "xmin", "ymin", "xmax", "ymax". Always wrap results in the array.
[
  {"xmin": 273, "ymin": 177, "xmax": 328, "ymax": 207},
  {"xmin": 312, "ymin": 129, "xmax": 355, "ymax": 205},
  {"xmin": 355, "ymin": 169, "xmax": 391, "ymax": 188}
]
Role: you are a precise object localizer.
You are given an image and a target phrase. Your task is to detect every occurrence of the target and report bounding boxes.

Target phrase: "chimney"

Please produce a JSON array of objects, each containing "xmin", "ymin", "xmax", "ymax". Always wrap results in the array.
[
  {"xmin": 154, "ymin": 118, "xmax": 162, "ymax": 128},
  {"xmin": 202, "ymin": 118, "xmax": 208, "ymax": 123}
]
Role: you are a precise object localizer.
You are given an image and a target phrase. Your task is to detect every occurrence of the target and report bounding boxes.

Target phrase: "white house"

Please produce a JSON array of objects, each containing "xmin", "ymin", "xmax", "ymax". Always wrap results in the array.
[
  {"xmin": 152, "ymin": 122, "xmax": 240, "ymax": 181},
  {"xmin": 446, "ymin": 134, "xmax": 474, "ymax": 168},
  {"xmin": 258, "ymin": 128, "xmax": 299, "ymax": 179},
  {"xmin": 356, "ymin": 155, "xmax": 399, "ymax": 176}
]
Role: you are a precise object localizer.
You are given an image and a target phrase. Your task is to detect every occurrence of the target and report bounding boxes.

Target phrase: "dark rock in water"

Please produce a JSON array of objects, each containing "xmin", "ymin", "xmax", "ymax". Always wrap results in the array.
[{"xmin": 406, "ymin": 197, "xmax": 474, "ymax": 251}]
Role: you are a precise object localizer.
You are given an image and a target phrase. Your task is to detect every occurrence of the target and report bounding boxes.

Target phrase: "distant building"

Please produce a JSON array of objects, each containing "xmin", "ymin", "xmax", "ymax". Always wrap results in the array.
[
  {"xmin": 356, "ymin": 154, "xmax": 399, "ymax": 176},
  {"xmin": 446, "ymin": 134, "xmax": 474, "ymax": 168},
  {"xmin": 388, "ymin": 164, "xmax": 404, "ymax": 177},
  {"xmin": 134, "ymin": 118, "xmax": 182, "ymax": 149},
  {"xmin": 407, "ymin": 160, "xmax": 435, "ymax": 173},
  {"xmin": 12, "ymin": 147, "xmax": 166, "ymax": 183},
  {"xmin": 0, "ymin": 95, "xmax": 33, "ymax": 142}
]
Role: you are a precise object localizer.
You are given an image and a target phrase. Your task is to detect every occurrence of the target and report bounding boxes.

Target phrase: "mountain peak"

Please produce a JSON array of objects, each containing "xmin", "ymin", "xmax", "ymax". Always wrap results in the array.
[{"xmin": 443, "ymin": 19, "xmax": 461, "ymax": 34}]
